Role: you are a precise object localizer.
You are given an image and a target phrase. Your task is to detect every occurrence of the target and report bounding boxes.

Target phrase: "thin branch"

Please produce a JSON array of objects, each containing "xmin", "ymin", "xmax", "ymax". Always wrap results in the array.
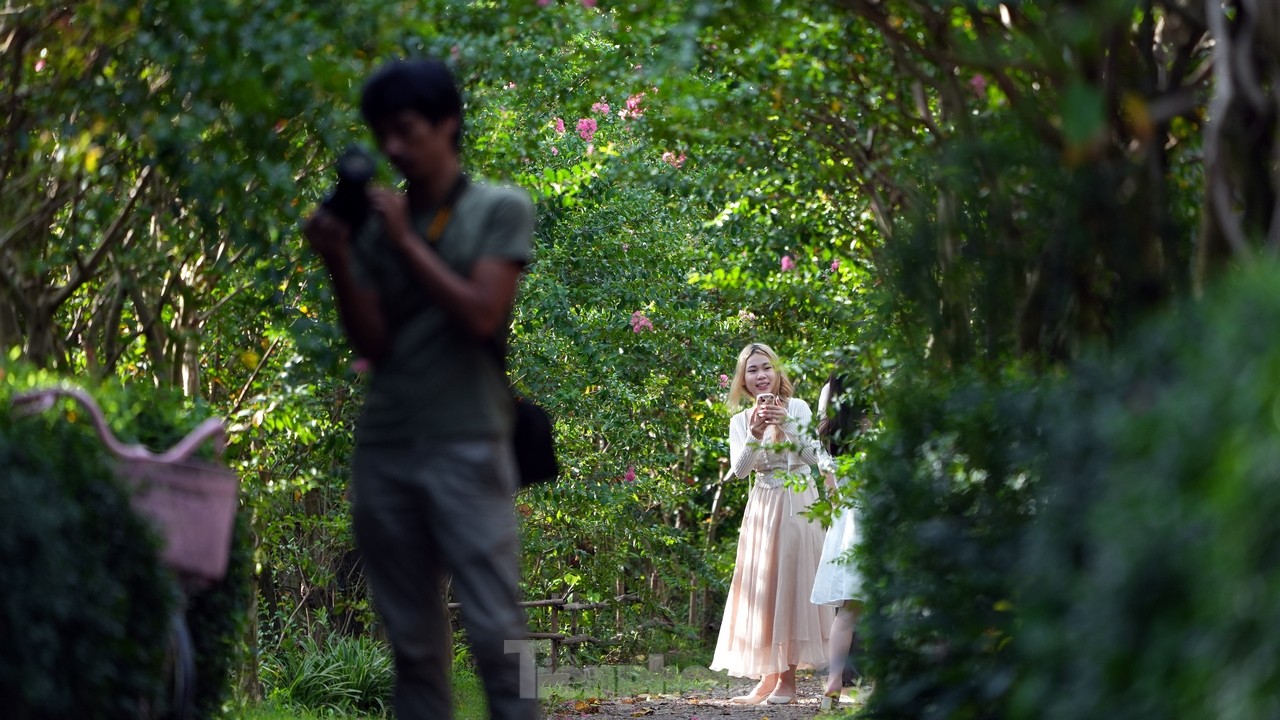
[
  {"xmin": 1204, "ymin": 0, "xmax": 1251, "ymax": 256},
  {"xmin": 231, "ymin": 335, "xmax": 282, "ymax": 416},
  {"xmin": 0, "ymin": 176, "xmax": 85, "ymax": 254},
  {"xmin": 910, "ymin": 80, "xmax": 944, "ymax": 138},
  {"xmin": 196, "ymin": 285, "xmax": 245, "ymax": 325},
  {"xmin": 48, "ymin": 164, "xmax": 152, "ymax": 308},
  {"xmin": 120, "ymin": 266, "xmax": 171, "ymax": 381},
  {"xmin": 1235, "ymin": 0, "xmax": 1267, "ymax": 109}
]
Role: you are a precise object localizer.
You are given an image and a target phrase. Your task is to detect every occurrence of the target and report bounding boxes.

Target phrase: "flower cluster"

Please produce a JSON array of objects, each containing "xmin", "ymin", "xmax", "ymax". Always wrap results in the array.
[
  {"xmin": 718, "ymin": 374, "xmax": 730, "ymax": 389},
  {"xmin": 661, "ymin": 151, "xmax": 686, "ymax": 168},
  {"xmin": 577, "ymin": 118, "xmax": 597, "ymax": 142},
  {"xmin": 780, "ymin": 255, "xmax": 796, "ymax": 271},
  {"xmin": 620, "ymin": 92, "xmax": 645, "ymax": 119},
  {"xmin": 591, "ymin": 100, "xmax": 611, "ymax": 115},
  {"xmin": 623, "ymin": 466, "xmax": 637, "ymax": 483},
  {"xmin": 630, "ymin": 311, "xmax": 654, "ymax": 332}
]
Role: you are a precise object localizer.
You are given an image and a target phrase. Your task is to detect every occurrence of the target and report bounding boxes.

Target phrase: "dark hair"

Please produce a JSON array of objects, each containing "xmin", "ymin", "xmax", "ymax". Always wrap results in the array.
[
  {"xmin": 360, "ymin": 58, "xmax": 463, "ymax": 150},
  {"xmin": 817, "ymin": 371, "xmax": 868, "ymax": 456}
]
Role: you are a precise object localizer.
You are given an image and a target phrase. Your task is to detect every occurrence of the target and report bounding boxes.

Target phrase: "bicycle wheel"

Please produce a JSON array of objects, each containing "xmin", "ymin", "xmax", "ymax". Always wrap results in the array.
[{"xmin": 164, "ymin": 609, "xmax": 196, "ymax": 720}]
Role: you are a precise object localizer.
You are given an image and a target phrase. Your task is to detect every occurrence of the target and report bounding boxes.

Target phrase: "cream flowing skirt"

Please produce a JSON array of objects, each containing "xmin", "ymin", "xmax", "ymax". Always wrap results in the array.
[{"xmin": 710, "ymin": 478, "xmax": 834, "ymax": 678}]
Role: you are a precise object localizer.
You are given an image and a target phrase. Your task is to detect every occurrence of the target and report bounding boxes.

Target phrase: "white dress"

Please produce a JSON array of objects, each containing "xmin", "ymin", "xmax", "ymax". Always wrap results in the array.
[
  {"xmin": 810, "ymin": 383, "xmax": 865, "ymax": 606},
  {"xmin": 710, "ymin": 397, "xmax": 834, "ymax": 678}
]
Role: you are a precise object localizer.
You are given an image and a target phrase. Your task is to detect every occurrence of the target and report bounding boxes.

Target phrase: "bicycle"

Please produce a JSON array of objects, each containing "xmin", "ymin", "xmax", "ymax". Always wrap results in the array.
[{"xmin": 13, "ymin": 386, "xmax": 240, "ymax": 720}]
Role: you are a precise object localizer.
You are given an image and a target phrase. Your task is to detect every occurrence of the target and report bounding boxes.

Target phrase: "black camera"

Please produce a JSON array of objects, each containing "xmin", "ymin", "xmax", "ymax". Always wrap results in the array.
[{"xmin": 322, "ymin": 145, "xmax": 376, "ymax": 229}]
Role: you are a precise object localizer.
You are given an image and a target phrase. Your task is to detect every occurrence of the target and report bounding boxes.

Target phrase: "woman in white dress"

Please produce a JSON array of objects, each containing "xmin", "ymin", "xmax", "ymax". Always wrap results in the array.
[
  {"xmin": 810, "ymin": 374, "xmax": 867, "ymax": 709},
  {"xmin": 710, "ymin": 342, "xmax": 834, "ymax": 705}
]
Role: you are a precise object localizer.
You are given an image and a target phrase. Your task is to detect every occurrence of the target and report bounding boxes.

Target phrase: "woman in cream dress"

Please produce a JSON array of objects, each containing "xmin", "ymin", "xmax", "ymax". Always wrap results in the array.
[{"xmin": 710, "ymin": 342, "xmax": 833, "ymax": 705}]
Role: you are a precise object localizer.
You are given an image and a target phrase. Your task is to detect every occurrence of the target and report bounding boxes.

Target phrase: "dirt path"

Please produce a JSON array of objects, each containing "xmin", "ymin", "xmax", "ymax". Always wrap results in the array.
[{"xmin": 542, "ymin": 672, "xmax": 864, "ymax": 719}]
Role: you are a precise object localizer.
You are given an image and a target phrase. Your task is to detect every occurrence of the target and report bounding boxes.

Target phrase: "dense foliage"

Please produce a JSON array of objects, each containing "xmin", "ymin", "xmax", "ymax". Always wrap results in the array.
[
  {"xmin": 1014, "ymin": 264, "xmax": 1280, "ymax": 720},
  {"xmin": 4, "ymin": 0, "xmax": 1280, "ymax": 716},
  {"xmin": 858, "ymin": 370, "xmax": 1043, "ymax": 719}
]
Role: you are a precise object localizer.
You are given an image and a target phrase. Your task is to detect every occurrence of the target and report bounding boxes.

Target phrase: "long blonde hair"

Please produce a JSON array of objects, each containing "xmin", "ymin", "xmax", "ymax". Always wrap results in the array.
[{"xmin": 726, "ymin": 342, "xmax": 795, "ymax": 408}]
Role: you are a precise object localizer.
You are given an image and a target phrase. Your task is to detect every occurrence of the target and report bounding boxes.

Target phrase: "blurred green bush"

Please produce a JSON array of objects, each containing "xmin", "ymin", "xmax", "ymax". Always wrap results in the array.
[
  {"xmin": 858, "ymin": 366, "xmax": 1046, "ymax": 720},
  {"xmin": 1012, "ymin": 262, "xmax": 1280, "ymax": 720}
]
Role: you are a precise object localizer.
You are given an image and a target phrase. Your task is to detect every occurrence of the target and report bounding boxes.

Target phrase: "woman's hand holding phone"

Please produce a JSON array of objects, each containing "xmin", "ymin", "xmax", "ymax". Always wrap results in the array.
[{"xmin": 751, "ymin": 392, "xmax": 783, "ymax": 439}]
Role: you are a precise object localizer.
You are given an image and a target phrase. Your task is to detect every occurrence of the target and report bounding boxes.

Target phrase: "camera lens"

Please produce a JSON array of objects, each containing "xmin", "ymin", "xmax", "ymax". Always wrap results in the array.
[
  {"xmin": 336, "ymin": 147, "xmax": 375, "ymax": 185},
  {"xmin": 323, "ymin": 145, "xmax": 375, "ymax": 229}
]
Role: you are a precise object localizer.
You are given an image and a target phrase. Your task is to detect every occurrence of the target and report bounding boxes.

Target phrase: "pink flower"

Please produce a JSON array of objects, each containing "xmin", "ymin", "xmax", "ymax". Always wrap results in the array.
[
  {"xmin": 537, "ymin": 0, "xmax": 551, "ymax": 5},
  {"xmin": 661, "ymin": 151, "xmax": 686, "ymax": 168},
  {"xmin": 35, "ymin": 59, "xmax": 46, "ymax": 73},
  {"xmin": 554, "ymin": 117, "xmax": 565, "ymax": 134},
  {"xmin": 591, "ymin": 100, "xmax": 611, "ymax": 115},
  {"xmin": 624, "ymin": 465, "xmax": 636, "ymax": 483},
  {"xmin": 551, "ymin": 147, "xmax": 559, "ymax": 156},
  {"xmin": 352, "ymin": 358, "xmax": 371, "ymax": 374},
  {"xmin": 576, "ymin": 118, "xmax": 597, "ymax": 141},
  {"xmin": 620, "ymin": 93, "xmax": 645, "ymax": 119},
  {"xmin": 780, "ymin": 255, "xmax": 796, "ymax": 271},
  {"xmin": 970, "ymin": 74, "xmax": 987, "ymax": 95},
  {"xmin": 630, "ymin": 311, "xmax": 654, "ymax": 332},
  {"xmin": 831, "ymin": 259, "xmax": 841, "ymax": 271},
  {"xmin": 622, "ymin": 242, "xmax": 630, "ymax": 251},
  {"xmin": 504, "ymin": 81, "xmax": 517, "ymax": 90},
  {"xmin": 718, "ymin": 374, "xmax": 730, "ymax": 388},
  {"xmin": 581, "ymin": 0, "xmax": 597, "ymax": 6}
]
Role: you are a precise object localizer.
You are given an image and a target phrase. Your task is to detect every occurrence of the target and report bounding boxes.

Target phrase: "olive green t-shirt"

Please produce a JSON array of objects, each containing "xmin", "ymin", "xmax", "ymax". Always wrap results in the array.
[{"xmin": 351, "ymin": 179, "xmax": 534, "ymax": 443}]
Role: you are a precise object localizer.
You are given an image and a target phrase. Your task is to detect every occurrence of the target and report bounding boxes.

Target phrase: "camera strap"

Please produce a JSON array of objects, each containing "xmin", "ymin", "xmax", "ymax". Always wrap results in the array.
[{"xmin": 424, "ymin": 173, "xmax": 470, "ymax": 244}]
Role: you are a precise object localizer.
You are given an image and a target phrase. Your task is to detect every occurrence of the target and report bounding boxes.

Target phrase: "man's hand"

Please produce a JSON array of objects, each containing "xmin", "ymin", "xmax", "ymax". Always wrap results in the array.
[
  {"xmin": 303, "ymin": 208, "xmax": 352, "ymax": 263},
  {"xmin": 369, "ymin": 188, "xmax": 413, "ymax": 249}
]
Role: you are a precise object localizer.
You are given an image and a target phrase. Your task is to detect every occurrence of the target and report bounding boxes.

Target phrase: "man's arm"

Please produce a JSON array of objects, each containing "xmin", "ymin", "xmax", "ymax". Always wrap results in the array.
[
  {"xmin": 391, "ymin": 246, "xmax": 523, "ymax": 339},
  {"xmin": 303, "ymin": 209, "xmax": 391, "ymax": 363},
  {"xmin": 371, "ymin": 188, "xmax": 525, "ymax": 339}
]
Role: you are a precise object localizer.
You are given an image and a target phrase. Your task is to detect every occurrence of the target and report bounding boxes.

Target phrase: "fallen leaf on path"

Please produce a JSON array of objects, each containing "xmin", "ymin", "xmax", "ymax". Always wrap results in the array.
[{"xmin": 630, "ymin": 709, "xmax": 654, "ymax": 717}]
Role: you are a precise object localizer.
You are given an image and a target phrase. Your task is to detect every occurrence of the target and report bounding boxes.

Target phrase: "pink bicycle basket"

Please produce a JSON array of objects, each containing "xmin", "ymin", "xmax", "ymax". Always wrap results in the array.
[
  {"xmin": 119, "ymin": 456, "xmax": 239, "ymax": 583},
  {"xmin": 14, "ymin": 386, "xmax": 240, "ymax": 585}
]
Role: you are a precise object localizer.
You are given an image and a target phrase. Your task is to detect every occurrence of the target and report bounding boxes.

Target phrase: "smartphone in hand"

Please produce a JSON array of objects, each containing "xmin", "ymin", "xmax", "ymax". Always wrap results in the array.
[{"xmin": 756, "ymin": 392, "xmax": 775, "ymax": 407}]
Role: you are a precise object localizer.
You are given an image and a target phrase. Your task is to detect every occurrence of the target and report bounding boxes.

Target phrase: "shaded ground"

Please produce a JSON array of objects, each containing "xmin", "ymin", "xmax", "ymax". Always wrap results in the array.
[{"xmin": 541, "ymin": 668, "xmax": 866, "ymax": 719}]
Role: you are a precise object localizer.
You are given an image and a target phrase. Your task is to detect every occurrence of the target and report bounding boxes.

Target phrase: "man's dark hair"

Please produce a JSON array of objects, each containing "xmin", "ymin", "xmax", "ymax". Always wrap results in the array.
[{"xmin": 360, "ymin": 58, "xmax": 464, "ymax": 150}]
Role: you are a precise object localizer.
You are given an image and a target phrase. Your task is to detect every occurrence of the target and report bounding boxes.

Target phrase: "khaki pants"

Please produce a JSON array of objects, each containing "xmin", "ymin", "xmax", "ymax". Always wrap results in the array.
[{"xmin": 352, "ymin": 437, "xmax": 535, "ymax": 720}]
